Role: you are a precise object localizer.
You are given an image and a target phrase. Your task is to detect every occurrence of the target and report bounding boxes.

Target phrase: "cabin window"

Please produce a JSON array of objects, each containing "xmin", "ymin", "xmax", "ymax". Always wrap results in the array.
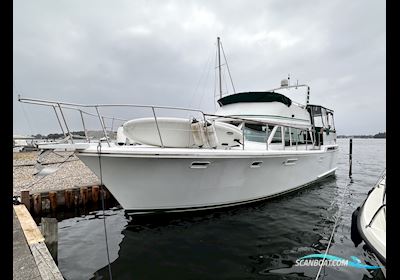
[
  {"xmin": 291, "ymin": 128, "xmax": 306, "ymax": 145},
  {"xmin": 327, "ymin": 112, "xmax": 335, "ymax": 131},
  {"xmin": 305, "ymin": 130, "xmax": 313, "ymax": 144},
  {"xmin": 243, "ymin": 123, "xmax": 273, "ymax": 143},
  {"xmin": 284, "ymin": 127, "xmax": 291, "ymax": 146},
  {"xmin": 310, "ymin": 106, "xmax": 324, "ymax": 128},
  {"xmin": 271, "ymin": 126, "xmax": 282, "ymax": 143}
]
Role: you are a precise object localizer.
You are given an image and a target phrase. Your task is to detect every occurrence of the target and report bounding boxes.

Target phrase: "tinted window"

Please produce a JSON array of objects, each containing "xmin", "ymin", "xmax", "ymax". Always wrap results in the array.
[
  {"xmin": 244, "ymin": 123, "xmax": 273, "ymax": 143},
  {"xmin": 271, "ymin": 126, "xmax": 282, "ymax": 143}
]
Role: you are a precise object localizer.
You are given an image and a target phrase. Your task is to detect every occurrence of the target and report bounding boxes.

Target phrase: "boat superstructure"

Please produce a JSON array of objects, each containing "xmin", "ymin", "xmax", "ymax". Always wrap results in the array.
[{"xmin": 18, "ymin": 38, "xmax": 338, "ymax": 214}]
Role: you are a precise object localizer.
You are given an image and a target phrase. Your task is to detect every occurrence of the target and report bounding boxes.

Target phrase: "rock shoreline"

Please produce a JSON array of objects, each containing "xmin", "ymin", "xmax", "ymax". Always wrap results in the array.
[{"xmin": 13, "ymin": 151, "xmax": 100, "ymax": 196}]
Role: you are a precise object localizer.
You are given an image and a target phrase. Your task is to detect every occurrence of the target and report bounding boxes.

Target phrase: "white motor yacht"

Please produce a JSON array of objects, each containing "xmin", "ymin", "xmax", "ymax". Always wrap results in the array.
[{"xmin": 18, "ymin": 38, "xmax": 338, "ymax": 214}]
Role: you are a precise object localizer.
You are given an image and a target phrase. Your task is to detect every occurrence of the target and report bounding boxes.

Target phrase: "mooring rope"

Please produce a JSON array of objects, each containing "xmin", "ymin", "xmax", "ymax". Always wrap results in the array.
[
  {"xmin": 97, "ymin": 142, "xmax": 113, "ymax": 280},
  {"xmin": 314, "ymin": 178, "xmax": 352, "ymax": 280},
  {"xmin": 314, "ymin": 165, "xmax": 386, "ymax": 279}
]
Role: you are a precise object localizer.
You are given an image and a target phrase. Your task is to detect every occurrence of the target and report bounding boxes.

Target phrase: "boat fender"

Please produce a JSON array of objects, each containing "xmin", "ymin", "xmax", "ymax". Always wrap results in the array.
[
  {"xmin": 117, "ymin": 126, "xmax": 127, "ymax": 146},
  {"xmin": 191, "ymin": 119, "xmax": 204, "ymax": 147},
  {"xmin": 203, "ymin": 121, "xmax": 219, "ymax": 149},
  {"xmin": 350, "ymin": 207, "xmax": 363, "ymax": 247}
]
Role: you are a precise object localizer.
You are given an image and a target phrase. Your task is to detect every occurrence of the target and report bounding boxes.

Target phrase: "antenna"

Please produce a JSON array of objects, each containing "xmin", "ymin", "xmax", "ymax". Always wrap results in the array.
[{"xmin": 217, "ymin": 37, "xmax": 222, "ymax": 99}]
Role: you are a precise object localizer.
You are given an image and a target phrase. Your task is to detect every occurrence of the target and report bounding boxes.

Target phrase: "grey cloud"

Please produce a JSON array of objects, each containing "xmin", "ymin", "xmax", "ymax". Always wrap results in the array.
[{"xmin": 13, "ymin": 0, "xmax": 385, "ymax": 135}]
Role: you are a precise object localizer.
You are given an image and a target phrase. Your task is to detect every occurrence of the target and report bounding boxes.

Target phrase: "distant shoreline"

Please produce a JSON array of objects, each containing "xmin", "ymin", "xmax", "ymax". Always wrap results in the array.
[
  {"xmin": 337, "ymin": 136, "xmax": 386, "ymax": 139},
  {"xmin": 337, "ymin": 132, "xmax": 385, "ymax": 139}
]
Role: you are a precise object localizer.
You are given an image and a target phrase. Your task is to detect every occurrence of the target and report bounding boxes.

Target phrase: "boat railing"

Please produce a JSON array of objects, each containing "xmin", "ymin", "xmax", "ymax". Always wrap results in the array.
[
  {"xmin": 18, "ymin": 95, "xmax": 320, "ymax": 150},
  {"xmin": 18, "ymin": 96, "xmax": 207, "ymax": 147}
]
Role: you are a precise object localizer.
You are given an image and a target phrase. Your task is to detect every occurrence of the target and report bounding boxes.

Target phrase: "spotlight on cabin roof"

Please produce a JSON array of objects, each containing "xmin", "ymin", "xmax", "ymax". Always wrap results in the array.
[{"xmin": 281, "ymin": 79, "xmax": 289, "ymax": 87}]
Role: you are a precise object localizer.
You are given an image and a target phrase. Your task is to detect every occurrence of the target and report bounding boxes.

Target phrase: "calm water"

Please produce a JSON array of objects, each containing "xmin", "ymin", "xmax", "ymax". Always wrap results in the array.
[{"xmin": 57, "ymin": 139, "xmax": 386, "ymax": 280}]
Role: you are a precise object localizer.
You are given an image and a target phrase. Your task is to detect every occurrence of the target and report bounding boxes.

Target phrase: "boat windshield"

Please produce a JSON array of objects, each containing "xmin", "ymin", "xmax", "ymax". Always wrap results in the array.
[
  {"xmin": 307, "ymin": 105, "xmax": 335, "ymax": 131},
  {"xmin": 243, "ymin": 123, "xmax": 273, "ymax": 143}
]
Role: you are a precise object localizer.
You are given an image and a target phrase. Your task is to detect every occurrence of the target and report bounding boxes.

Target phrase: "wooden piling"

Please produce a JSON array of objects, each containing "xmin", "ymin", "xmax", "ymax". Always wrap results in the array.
[
  {"xmin": 41, "ymin": 218, "xmax": 58, "ymax": 264},
  {"xmin": 64, "ymin": 189, "xmax": 72, "ymax": 209},
  {"xmin": 92, "ymin": 186, "xmax": 99, "ymax": 204},
  {"xmin": 100, "ymin": 188, "xmax": 108, "ymax": 202},
  {"xmin": 33, "ymin": 193, "xmax": 41, "ymax": 215},
  {"xmin": 49, "ymin": 192, "xmax": 57, "ymax": 212},
  {"xmin": 74, "ymin": 194, "xmax": 79, "ymax": 207},
  {"xmin": 21, "ymin": 190, "xmax": 30, "ymax": 210},
  {"xmin": 20, "ymin": 184, "xmax": 116, "ymax": 217},
  {"xmin": 103, "ymin": 187, "xmax": 110, "ymax": 200},
  {"xmin": 80, "ymin": 187, "xmax": 88, "ymax": 206},
  {"xmin": 42, "ymin": 198, "xmax": 50, "ymax": 212}
]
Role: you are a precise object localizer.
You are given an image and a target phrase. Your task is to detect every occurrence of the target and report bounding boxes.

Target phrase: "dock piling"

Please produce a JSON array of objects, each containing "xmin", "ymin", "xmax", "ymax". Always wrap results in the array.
[
  {"xmin": 21, "ymin": 190, "xmax": 30, "ymax": 210},
  {"xmin": 80, "ymin": 187, "xmax": 88, "ymax": 206},
  {"xmin": 41, "ymin": 217, "xmax": 58, "ymax": 264},
  {"xmin": 74, "ymin": 194, "xmax": 79, "ymax": 207},
  {"xmin": 18, "ymin": 184, "xmax": 115, "ymax": 216},
  {"xmin": 49, "ymin": 191, "xmax": 57, "ymax": 212},
  {"xmin": 92, "ymin": 185, "xmax": 99, "ymax": 204},
  {"xmin": 33, "ymin": 193, "xmax": 41, "ymax": 215},
  {"xmin": 349, "ymin": 138, "xmax": 353, "ymax": 178},
  {"xmin": 42, "ymin": 198, "xmax": 50, "ymax": 212},
  {"xmin": 65, "ymin": 189, "xmax": 72, "ymax": 209}
]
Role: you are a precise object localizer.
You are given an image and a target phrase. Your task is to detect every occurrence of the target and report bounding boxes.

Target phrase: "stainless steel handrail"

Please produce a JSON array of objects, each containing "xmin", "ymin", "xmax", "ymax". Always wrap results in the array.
[
  {"xmin": 19, "ymin": 95, "xmax": 208, "ymax": 148},
  {"xmin": 18, "ymin": 95, "xmax": 326, "ymax": 150}
]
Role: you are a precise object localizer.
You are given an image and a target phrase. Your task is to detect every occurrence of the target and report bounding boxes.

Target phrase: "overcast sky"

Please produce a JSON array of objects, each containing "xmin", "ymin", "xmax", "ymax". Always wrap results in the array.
[{"xmin": 13, "ymin": 0, "xmax": 385, "ymax": 136}]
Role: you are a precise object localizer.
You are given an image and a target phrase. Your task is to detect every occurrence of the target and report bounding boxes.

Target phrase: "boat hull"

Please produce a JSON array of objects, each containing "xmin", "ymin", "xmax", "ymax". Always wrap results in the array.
[
  {"xmin": 77, "ymin": 150, "xmax": 338, "ymax": 213},
  {"xmin": 356, "ymin": 176, "xmax": 386, "ymax": 264}
]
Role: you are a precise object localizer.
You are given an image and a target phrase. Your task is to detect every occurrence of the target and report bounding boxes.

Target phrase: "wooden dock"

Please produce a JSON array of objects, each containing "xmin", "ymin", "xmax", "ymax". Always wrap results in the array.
[{"xmin": 13, "ymin": 205, "xmax": 63, "ymax": 280}]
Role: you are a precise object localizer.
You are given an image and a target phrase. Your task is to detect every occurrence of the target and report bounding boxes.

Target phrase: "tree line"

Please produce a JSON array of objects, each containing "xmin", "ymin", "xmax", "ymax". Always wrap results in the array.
[{"xmin": 337, "ymin": 132, "xmax": 386, "ymax": 139}]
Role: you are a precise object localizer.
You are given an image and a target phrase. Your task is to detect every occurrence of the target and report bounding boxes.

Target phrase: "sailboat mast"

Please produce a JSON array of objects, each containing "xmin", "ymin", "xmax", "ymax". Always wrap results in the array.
[{"xmin": 217, "ymin": 37, "xmax": 222, "ymax": 99}]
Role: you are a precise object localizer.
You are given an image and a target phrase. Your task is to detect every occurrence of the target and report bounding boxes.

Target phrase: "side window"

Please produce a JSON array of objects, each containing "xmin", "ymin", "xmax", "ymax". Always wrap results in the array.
[
  {"xmin": 291, "ymin": 128, "xmax": 306, "ymax": 145},
  {"xmin": 271, "ymin": 126, "xmax": 282, "ymax": 143},
  {"xmin": 244, "ymin": 123, "xmax": 266, "ymax": 143},
  {"xmin": 304, "ymin": 130, "xmax": 313, "ymax": 144},
  {"xmin": 284, "ymin": 127, "xmax": 291, "ymax": 146},
  {"xmin": 327, "ymin": 112, "xmax": 335, "ymax": 131}
]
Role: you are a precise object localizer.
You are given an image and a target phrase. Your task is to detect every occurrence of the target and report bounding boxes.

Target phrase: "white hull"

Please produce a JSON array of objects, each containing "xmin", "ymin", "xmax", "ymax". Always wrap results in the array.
[
  {"xmin": 357, "ymin": 176, "xmax": 386, "ymax": 264},
  {"xmin": 77, "ymin": 147, "xmax": 338, "ymax": 213}
]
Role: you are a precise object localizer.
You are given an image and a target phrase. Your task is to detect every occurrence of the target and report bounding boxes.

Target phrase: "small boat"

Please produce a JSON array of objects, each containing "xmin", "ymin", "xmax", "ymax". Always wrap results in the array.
[
  {"xmin": 13, "ymin": 135, "xmax": 37, "ymax": 152},
  {"xmin": 18, "ymin": 37, "xmax": 339, "ymax": 214},
  {"xmin": 351, "ymin": 171, "xmax": 386, "ymax": 265}
]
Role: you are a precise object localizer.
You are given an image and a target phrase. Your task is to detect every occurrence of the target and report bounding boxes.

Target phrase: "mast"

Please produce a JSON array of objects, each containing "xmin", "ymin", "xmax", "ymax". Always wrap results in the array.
[{"xmin": 217, "ymin": 37, "xmax": 222, "ymax": 99}]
